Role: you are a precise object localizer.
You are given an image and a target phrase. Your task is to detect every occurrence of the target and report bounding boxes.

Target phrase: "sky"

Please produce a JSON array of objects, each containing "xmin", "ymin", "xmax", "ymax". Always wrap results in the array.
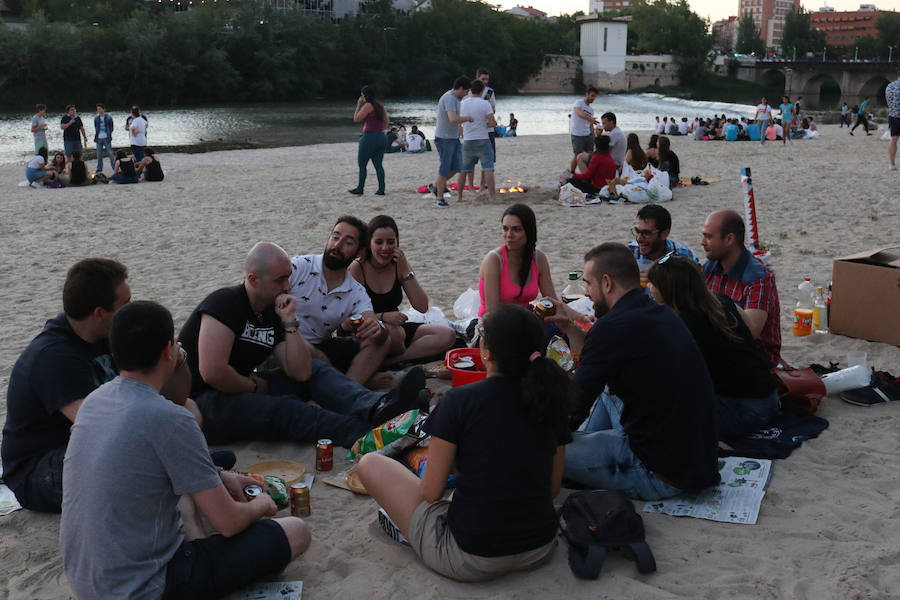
[{"xmin": 496, "ymin": 0, "xmax": 900, "ymax": 26}]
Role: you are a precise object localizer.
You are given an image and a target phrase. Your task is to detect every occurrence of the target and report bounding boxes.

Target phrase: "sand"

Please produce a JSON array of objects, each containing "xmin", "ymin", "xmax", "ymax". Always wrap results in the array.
[{"xmin": 1, "ymin": 125, "xmax": 899, "ymax": 599}]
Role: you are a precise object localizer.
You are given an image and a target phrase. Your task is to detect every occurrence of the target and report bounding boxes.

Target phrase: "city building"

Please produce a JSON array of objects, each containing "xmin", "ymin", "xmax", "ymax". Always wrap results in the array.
[
  {"xmin": 713, "ymin": 15, "xmax": 739, "ymax": 51},
  {"xmin": 588, "ymin": 0, "xmax": 636, "ymax": 13},
  {"xmin": 737, "ymin": 0, "xmax": 801, "ymax": 51},
  {"xmin": 505, "ymin": 5, "xmax": 548, "ymax": 18},
  {"xmin": 810, "ymin": 6, "xmax": 885, "ymax": 46}
]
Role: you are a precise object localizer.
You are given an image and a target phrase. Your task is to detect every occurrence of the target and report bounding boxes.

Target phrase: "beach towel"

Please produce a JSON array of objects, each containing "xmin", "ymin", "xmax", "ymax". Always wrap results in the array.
[{"xmin": 720, "ymin": 409, "xmax": 829, "ymax": 460}]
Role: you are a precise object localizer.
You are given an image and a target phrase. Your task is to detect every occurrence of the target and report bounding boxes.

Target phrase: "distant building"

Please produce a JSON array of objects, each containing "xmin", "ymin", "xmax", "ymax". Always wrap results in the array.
[
  {"xmin": 588, "ymin": 0, "xmax": 637, "ymax": 13},
  {"xmin": 251, "ymin": 0, "xmax": 419, "ymax": 19},
  {"xmin": 810, "ymin": 6, "xmax": 885, "ymax": 46},
  {"xmin": 505, "ymin": 5, "xmax": 548, "ymax": 19},
  {"xmin": 737, "ymin": 0, "xmax": 801, "ymax": 51},
  {"xmin": 713, "ymin": 15, "xmax": 739, "ymax": 51}
]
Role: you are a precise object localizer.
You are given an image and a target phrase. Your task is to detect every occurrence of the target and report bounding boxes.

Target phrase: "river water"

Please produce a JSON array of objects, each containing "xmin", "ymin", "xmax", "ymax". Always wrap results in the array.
[{"xmin": 0, "ymin": 93, "xmax": 757, "ymax": 165}]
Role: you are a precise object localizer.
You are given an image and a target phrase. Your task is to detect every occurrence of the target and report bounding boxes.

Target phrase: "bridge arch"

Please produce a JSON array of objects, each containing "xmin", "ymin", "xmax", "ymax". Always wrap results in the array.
[
  {"xmin": 800, "ymin": 73, "xmax": 841, "ymax": 108},
  {"xmin": 760, "ymin": 68, "xmax": 785, "ymax": 90},
  {"xmin": 857, "ymin": 76, "xmax": 890, "ymax": 106}
]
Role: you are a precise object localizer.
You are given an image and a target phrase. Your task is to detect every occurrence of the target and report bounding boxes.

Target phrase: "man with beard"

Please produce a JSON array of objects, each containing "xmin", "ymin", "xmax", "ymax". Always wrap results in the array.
[
  {"xmin": 545, "ymin": 243, "xmax": 719, "ymax": 500},
  {"xmin": 626, "ymin": 204, "xmax": 698, "ymax": 286},
  {"xmin": 178, "ymin": 241, "xmax": 426, "ymax": 449},
  {"xmin": 288, "ymin": 216, "xmax": 392, "ymax": 388}
]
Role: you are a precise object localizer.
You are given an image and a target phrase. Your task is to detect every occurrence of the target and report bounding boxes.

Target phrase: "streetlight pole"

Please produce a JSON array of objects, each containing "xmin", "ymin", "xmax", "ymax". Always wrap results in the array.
[
  {"xmin": 822, "ymin": 46, "xmax": 826, "ymax": 62},
  {"xmin": 854, "ymin": 46, "xmax": 858, "ymax": 61},
  {"xmin": 890, "ymin": 46, "xmax": 894, "ymax": 63}
]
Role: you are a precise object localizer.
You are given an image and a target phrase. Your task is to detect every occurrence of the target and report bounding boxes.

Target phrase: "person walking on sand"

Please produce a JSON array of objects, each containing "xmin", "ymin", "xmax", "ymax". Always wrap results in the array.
[
  {"xmin": 778, "ymin": 96, "xmax": 793, "ymax": 144},
  {"xmin": 851, "ymin": 97, "xmax": 871, "ymax": 136},
  {"xmin": 349, "ymin": 86, "xmax": 388, "ymax": 196},
  {"xmin": 430, "ymin": 76, "xmax": 474, "ymax": 208},
  {"xmin": 755, "ymin": 97, "xmax": 772, "ymax": 146},
  {"xmin": 887, "ymin": 71, "xmax": 900, "ymax": 171}
]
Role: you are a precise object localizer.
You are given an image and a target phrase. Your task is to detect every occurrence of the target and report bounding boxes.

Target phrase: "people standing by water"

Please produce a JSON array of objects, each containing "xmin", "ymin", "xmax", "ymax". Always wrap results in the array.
[
  {"xmin": 31, "ymin": 104, "xmax": 49, "ymax": 155},
  {"xmin": 839, "ymin": 101, "xmax": 850, "ymax": 127},
  {"xmin": 60, "ymin": 105, "xmax": 88, "ymax": 158},
  {"xmin": 887, "ymin": 70, "xmax": 900, "ymax": 171},
  {"xmin": 431, "ymin": 76, "xmax": 474, "ymax": 208},
  {"xmin": 93, "ymin": 104, "xmax": 115, "ymax": 174},
  {"xmin": 569, "ymin": 86, "xmax": 599, "ymax": 172},
  {"xmin": 778, "ymin": 96, "xmax": 793, "ymax": 145},
  {"xmin": 464, "ymin": 67, "xmax": 497, "ymax": 195},
  {"xmin": 460, "ymin": 78, "xmax": 497, "ymax": 202},
  {"xmin": 349, "ymin": 86, "xmax": 388, "ymax": 196},
  {"xmin": 128, "ymin": 106, "xmax": 148, "ymax": 161},
  {"xmin": 755, "ymin": 97, "xmax": 772, "ymax": 146}
]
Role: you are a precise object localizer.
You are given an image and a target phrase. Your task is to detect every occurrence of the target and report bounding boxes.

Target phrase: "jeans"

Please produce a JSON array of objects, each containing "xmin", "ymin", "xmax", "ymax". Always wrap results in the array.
[
  {"xmin": 563, "ymin": 391, "xmax": 683, "ymax": 500},
  {"xmin": 131, "ymin": 145, "xmax": 146, "ymax": 162},
  {"xmin": 95, "ymin": 138, "xmax": 115, "ymax": 172},
  {"xmin": 757, "ymin": 119, "xmax": 769, "ymax": 144},
  {"xmin": 9, "ymin": 446, "xmax": 66, "ymax": 512},
  {"xmin": 716, "ymin": 390, "xmax": 780, "ymax": 439},
  {"xmin": 195, "ymin": 359, "xmax": 380, "ymax": 448},
  {"xmin": 357, "ymin": 132, "xmax": 386, "ymax": 192}
]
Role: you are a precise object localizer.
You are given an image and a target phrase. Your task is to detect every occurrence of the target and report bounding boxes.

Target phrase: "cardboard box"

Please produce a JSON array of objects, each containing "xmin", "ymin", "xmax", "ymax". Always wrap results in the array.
[{"xmin": 830, "ymin": 246, "xmax": 900, "ymax": 346}]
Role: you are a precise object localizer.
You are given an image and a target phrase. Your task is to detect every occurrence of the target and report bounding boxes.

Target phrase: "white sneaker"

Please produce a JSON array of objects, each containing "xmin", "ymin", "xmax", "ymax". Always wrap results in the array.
[
  {"xmin": 891, "ymin": 164, "xmax": 897, "ymax": 171},
  {"xmin": 30, "ymin": 181, "xmax": 45, "ymax": 189},
  {"xmin": 378, "ymin": 508, "xmax": 409, "ymax": 545}
]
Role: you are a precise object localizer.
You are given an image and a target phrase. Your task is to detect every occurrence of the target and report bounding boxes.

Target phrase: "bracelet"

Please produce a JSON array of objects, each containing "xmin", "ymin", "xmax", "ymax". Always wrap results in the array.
[
  {"xmin": 283, "ymin": 319, "xmax": 299, "ymax": 329},
  {"xmin": 401, "ymin": 270, "xmax": 415, "ymax": 282}
]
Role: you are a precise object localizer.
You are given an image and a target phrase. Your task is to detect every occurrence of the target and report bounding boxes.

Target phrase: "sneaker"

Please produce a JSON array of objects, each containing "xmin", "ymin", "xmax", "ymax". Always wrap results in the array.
[
  {"xmin": 378, "ymin": 508, "xmax": 409, "ymax": 545},
  {"xmin": 30, "ymin": 181, "xmax": 45, "ymax": 189},
  {"xmin": 434, "ymin": 198, "xmax": 450, "ymax": 208},
  {"xmin": 427, "ymin": 183, "xmax": 437, "ymax": 196},
  {"xmin": 374, "ymin": 190, "xmax": 385, "ymax": 196},
  {"xmin": 369, "ymin": 367, "xmax": 427, "ymax": 425},
  {"xmin": 890, "ymin": 164, "xmax": 897, "ymax": 171},
  {"xmin": 348, "ymin": 188, "xmax": 363, "ymax": 195}
]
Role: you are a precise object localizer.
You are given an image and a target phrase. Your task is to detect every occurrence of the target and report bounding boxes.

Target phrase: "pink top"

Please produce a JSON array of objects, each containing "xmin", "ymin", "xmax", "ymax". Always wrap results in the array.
[
  {"xmin": 363, "ymin": 105, "xmax": 386, "ymax": 133},
  {"xmin": 477, "ymin": 245, "xmax": 540, "ymax": 317}
]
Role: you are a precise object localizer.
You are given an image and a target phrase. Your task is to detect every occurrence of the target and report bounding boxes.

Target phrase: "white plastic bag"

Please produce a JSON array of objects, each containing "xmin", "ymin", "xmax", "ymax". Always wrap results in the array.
[
  {"xmin": 404, "ymin": 306, "xmax": 453, "ymax": 327},
  {"xmin": 647, "ymin": 174, "xmax": 673, "ymax": 202},
  {"xmin": 452, "ymin": 288, "xmax": 480, "ymax": 320},
  {"xmin": 558, "ymin": 182, "xmax": 586, "ymax": 207},
  {"xmin": 619, "ymin": 162, "xmax": 638, "ymax": 180}
]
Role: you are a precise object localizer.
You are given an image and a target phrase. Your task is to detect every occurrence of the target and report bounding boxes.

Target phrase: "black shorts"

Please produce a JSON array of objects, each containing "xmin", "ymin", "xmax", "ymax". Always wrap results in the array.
[
  {"xmin": 317, "ymin": 336, "xmax": 360, "ymax": 373},
  {"xmin": 890, "ymin": 116, "xmax": 900, "ymax": 137},
  {"xmin": 401, "ymin": 322, "xmax": 423, "ymax": 348},
  {"xmin": 164, "ymin": 519, "xmax": 290, "ymax": 599}
]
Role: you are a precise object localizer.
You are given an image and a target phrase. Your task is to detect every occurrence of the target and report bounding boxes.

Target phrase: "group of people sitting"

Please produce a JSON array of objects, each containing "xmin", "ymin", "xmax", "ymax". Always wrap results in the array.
[
  {"xmin": 386, "ymin": 124, "xmax": 429, "ymax": 154},
  {"xmin": 2, "ymin": 201, "xmax": 784, "ymax": 594},
  {"xmin": 25, "ymin": 146, "xmax": 164, "ymax": 188}
]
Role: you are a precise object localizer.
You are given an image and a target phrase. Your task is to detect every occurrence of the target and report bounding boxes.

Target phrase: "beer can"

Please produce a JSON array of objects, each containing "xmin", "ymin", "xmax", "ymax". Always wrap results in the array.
[
  {"xmin": 316, "ymin": 439, "xmax": 334, "ymax": 472},
  {"xmin": 243, "ymin": 484, "xmax": 263, "ymax": 499},
  {"xmin": 534, "ymin": 298, "xmax": 555, "ymax": 318},
  {"xmin": 349, "ymin": 313, "xmax": 363, "ymax": 330},
  {"xmin": 290, "ymin": 483, "xmax": 310, "ymax": 518}
]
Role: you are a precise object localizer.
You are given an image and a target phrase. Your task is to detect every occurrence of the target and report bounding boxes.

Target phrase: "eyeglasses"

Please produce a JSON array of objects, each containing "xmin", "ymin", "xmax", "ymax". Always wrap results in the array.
[
  {"xmin": 657, "ymin": 250, "xmax": 677, "ymax": 265},
  {"xmin": 632, "ymin": 227, "xmax": 660, "ymax": 238}
]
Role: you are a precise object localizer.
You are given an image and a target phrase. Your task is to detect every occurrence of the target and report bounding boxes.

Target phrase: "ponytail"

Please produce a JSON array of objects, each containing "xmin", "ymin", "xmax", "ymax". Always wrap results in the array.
[{"xmin": 522, "ymin": 355, "xmax": 576, "ymax": 430}]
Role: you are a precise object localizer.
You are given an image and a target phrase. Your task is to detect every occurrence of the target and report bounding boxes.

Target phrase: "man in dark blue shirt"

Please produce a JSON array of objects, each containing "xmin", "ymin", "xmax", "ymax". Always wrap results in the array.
[{"xmin": 548, "ymin": 243, "xmax": 720, "ymax": 500}]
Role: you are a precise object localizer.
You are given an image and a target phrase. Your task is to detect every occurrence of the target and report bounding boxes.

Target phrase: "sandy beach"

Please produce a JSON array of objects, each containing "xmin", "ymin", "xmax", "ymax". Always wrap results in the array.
[{"xmin": 1, "ymin": 125, "xmax": 899, "ymax": 599}]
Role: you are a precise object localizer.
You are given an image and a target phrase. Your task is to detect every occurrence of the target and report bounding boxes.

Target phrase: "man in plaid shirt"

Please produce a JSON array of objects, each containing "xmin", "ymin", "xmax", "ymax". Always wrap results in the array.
[{"xmin": 701, "ymin": 210, "xmax": 782, "ymax": 367}]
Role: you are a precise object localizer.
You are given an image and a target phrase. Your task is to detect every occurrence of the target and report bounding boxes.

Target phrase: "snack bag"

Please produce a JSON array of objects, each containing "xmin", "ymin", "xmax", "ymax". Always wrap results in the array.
[
  {"xmin": 547, "ymin": 335, "xmax": 575, "ymax": 373},
  {"xmin": 347, "ymin": 409, "xmax": 424, "ymax": 460},
  {"xmin": 402, "ymin": 440, "xmax": 456, "ymax": 488}
]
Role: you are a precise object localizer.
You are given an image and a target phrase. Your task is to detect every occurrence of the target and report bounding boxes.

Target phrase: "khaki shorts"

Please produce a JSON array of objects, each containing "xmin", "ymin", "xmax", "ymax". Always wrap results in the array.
[{"xmin": 407, "ymin": 500, "xmax": 557, "ymax": 582}]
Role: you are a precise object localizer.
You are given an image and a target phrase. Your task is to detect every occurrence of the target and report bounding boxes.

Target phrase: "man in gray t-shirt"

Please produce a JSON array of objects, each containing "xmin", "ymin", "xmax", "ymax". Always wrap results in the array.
[
  {"xmin": 431, "ymin": 76, "xmax": 474, "ymax": 207},
  {"xmin": 601, "ymin": 112, "xmax": 627, "ymax": 170},
  {"xmin": 31, "ymin": 103, "xmax": 48, "ymax": 154},
  {"xmin": 61, "ymin": 301, "xmax": 310, "ymax": 600}
]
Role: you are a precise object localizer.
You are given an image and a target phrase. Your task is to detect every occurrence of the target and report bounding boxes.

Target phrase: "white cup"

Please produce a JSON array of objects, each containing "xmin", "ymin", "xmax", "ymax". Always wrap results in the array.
[{"xmin": 847, "ymin": 351, "xmax": 867, "ymax": 369}]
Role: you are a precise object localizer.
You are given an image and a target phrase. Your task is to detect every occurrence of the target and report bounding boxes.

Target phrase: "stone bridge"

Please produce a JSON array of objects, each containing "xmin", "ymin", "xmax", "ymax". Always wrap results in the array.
[{"xmin": 735, "ymin": 60, "xmax": 897, "ymax": 106}]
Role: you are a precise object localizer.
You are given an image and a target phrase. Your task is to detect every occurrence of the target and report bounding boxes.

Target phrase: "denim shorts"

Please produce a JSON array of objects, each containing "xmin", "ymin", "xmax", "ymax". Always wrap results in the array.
[
  {"xmin": 462, "ymin": 138, "xmax": 494, "ymax": 172},
  {"xmin": 571, "ymin": 134, "xmax": 593, "ymax": 154},
  {"xmin": 26, "ymin": 167, "xmax": 45, "ymax": 183},
  {"xmin": 434, "ymin": 137, "xmax": 463, "ymax": 177}
]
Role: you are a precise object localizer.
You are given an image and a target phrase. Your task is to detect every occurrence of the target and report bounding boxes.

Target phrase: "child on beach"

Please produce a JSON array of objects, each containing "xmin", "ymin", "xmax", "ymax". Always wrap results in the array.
[{"xmin": 357, "ymin": 303, "xmax": 574, "ymax": 582}]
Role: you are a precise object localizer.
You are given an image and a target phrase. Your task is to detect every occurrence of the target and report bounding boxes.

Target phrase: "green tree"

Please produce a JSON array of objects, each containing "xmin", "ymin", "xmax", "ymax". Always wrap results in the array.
[
  {"xmin": 735, "ymin": 13, "xmax": 765, "ymax": 55},
  {"xmin": 781, "ymin": 7, "xmax": 826, "ymax": 58},
  {"xmin": 630, "ymin": 0, "xmax": 712, "ymax": 85},
  {"xmin": 875, "ymin": 12, "xmax": 900, "ymax": 58}
]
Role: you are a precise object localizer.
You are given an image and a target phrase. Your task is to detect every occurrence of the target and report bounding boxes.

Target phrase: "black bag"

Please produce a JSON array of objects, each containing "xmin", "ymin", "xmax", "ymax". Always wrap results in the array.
[{"xmin": 558, "ymin": 490, "xmax": 656, "ymax": 579}]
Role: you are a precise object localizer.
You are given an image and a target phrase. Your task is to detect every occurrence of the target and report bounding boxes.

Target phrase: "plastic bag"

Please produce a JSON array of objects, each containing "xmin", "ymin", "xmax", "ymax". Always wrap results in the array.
[
  {"xmin": 647, "ymin": 175, "xmax": 673, "ymax": 202},
  {"xmin": 619, "ymin": 163, "xmax": 638, "ymax": 180},
  {"xmin": 404, "ymin": 306, "xmax": 452, "ymax": 326},
  {"xmin": 559, "ymin": 182, "xmax": 586, "ymax": 207},
  {"xmin": 347, "ymin": 409, "xmax": 424, "ymax": 460},
  {"xmin": 453, "ymin": 288, "xmax": 480, "ymax": 320}
]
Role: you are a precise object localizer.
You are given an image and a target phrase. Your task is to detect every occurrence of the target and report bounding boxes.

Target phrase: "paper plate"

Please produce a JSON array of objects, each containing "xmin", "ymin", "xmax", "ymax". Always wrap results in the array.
[
  {"xmin": 246, "ymin": 460, "xmax": 306, "ymax": 485},
  {"xmin": 345, "ymin": 467, "xmax": 368, "ymax": 495}
]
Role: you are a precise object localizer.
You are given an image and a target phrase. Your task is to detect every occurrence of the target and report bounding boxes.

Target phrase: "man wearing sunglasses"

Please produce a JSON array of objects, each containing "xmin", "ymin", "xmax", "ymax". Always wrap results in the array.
[
  {"xmin": 701, "ymin": 210, "xmax": 781, "ymax": 367},
  {"xmin": 627, "ymin": 204, "xmax": 699, "ymax": 285},
  {"xmin": 545, "ymin": 243, "xmax": 720, "ymax": 501}
]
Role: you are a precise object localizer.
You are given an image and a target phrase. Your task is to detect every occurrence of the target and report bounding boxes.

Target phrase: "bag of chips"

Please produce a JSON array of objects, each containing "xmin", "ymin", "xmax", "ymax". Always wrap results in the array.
[
  {"xmin": 347, "ymin": 409, "xmax": 426, "ymax": 460},
  {"xmin": 547, "ymin": 335, "xmax": 575, "ymax": 372}
]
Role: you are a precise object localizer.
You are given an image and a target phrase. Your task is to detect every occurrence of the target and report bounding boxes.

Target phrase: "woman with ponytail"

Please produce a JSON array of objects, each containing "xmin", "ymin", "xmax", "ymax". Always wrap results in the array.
[
  {"xmin": 349, "ymin": 85, "xmax": 388, "ymax": 196},
  {"xmin": 477, "ymin": 203, "xmax": 557, "ymax": 317},
  {"xmin": 357, "ymin": 304, "xmax": 574, "ymax": 582}
]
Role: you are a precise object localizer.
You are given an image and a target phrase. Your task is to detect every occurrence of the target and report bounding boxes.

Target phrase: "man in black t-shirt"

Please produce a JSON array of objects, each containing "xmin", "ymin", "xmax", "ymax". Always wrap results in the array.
[
  {"xmin": 177, "ymin": 242, "xmax": 427, "ymax": 449},
  {"xmin": 547, "ymin": 243, "xmax": 720, "ymax": 500},
  {"xmin": 2, "ymin": 259, "xmax": 130, "ymax": 512},
  {"xmin": 60, "ymin": 104, "xmax": 88, "ymax": 158}
]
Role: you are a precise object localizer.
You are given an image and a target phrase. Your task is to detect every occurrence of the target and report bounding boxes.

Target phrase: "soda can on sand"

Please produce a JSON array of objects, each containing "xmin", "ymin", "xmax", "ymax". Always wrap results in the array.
[
  {"xmin": 316, "ymin": 439, "xmax": 334, "ymax": 472},
  {"xmin": 290, "ymin": 483, "xmax": 310, "ymax": 518}
]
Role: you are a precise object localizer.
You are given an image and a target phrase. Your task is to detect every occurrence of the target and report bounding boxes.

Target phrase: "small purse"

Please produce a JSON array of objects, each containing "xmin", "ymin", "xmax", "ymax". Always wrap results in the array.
[{"xmin": 771, "ymin": 364, "xmax": 826, "ymax": 413}]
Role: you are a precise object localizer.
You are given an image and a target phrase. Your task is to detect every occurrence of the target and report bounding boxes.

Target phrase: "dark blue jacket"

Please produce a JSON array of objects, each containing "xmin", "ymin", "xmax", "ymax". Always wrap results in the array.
[{"xmin": 93, "ymin": 114, "xmax": 114, "ymax": 143}]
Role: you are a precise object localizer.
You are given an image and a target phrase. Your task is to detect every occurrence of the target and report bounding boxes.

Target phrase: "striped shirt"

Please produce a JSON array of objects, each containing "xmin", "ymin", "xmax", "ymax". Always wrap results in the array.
[{"xmin": 703, "ymin": 248, "xmax": 781, "ymax": 367}]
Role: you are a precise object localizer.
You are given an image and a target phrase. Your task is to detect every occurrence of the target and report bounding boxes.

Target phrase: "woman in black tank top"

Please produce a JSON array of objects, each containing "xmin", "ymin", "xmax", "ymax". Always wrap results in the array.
[
  {"xmin": 137, "ymin": 148, "xmax": 164, "ymax": 181},
  {"xmin": 349, "ymin": 215, "xmax": 456, "ymax": 364},
  {"xmin": 111, "ymin": 149, "xmax": 138, "ymax": 184}
]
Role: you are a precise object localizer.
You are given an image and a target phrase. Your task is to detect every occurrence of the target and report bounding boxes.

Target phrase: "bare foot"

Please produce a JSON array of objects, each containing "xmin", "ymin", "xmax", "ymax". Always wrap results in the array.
[{"xmin": 365, "ymin": 372, "xmax": 396, "ymax": 390}]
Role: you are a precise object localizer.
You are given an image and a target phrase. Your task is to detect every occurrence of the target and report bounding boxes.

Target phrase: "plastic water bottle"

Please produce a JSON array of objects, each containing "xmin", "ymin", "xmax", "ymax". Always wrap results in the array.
[
  {"xmin": 561, "ymin": 272, "xmax": 586, "ymax": 303},
  {"xmin": 792, "ymin": 277, "xmax": 814, "ymax": 336},
  {"xmin": 813, "ymin": 286, "xmax": 829, "ymax": 334}
]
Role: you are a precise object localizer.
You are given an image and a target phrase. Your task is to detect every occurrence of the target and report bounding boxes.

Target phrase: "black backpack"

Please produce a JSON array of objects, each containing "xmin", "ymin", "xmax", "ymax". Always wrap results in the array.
[{"xmin": 558, "ymin": 490, "xmax": 656, "ymax": 579}]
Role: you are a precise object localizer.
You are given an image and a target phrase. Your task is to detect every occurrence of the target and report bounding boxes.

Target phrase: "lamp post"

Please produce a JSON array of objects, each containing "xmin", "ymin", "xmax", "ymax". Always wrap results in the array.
[
  {"xmin": 854, "ymin": 46, "xmax": 858, "ymax": 61},
  {"xmin": 822, "ymin": 46, "xmax": 826, "ymax": 63},
  {"xmin": 889, "ymin": 46, "xmax": 894, "ymax": 63}
]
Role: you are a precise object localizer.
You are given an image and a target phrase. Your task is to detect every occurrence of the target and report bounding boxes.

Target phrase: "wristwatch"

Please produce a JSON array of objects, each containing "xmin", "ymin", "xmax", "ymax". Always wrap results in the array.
[{"xmin": 401, "ymin": 270, "xmax": 415, "ymax": 282}]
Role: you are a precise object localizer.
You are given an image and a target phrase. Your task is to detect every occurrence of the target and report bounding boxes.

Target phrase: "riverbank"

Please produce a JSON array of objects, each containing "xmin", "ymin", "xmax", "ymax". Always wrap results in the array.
[{"xmin": 2, "ymin": 127, "xmax": 899, "ymax": 599}]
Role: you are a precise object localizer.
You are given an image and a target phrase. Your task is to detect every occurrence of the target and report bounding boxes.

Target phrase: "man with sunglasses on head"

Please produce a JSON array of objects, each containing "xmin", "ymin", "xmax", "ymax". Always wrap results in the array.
[
  {"xmin": 627, "ymin": 204, "xmax": 698, "ymax": 286},
  {"xmin": 544, "ymin": 243, "xmax": 720, "ymax": 501}
]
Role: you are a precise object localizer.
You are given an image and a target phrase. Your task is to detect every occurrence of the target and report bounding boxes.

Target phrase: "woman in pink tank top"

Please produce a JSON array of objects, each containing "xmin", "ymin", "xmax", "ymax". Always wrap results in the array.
[
  {"xmin": 350, "ymin": 85, "xmax": 389, "ymax": 196},
  {"xmin": 478, "ymin": 204, "xmax": 557, "ymax": 317}
]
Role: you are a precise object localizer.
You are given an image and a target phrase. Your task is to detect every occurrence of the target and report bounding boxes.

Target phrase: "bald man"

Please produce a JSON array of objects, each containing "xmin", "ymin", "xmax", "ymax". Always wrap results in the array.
[
  {"xmin": 177, "ymin": 242, "xmax": 427, "ymax": 449},
  {"xmin": 701, "ymin": 210, "xmax": 782, "ymax": 367}
]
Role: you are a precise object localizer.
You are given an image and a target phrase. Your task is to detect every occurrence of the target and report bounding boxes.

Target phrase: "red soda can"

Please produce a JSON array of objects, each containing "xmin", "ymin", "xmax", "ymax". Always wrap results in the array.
[
  {"xmin": 290, "ymin": 483, "xmax": 310, "ymax": 517},
  {"xmin": 316, "ymin": 439, "xmax": 333, "ymax": 472}
]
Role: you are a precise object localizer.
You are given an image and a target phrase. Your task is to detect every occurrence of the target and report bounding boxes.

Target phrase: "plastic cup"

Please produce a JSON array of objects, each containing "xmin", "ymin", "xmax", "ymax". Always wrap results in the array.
[
  {"xmin": 822, "ymin": 365, "xmax": 870, "ymax": 395},
  {"xmin": 846, "ymin": 351, "xmax": 867, "ymax": 369},
  {"xmin": 637, "ymin": 257, "xmax": 652, "ymax": 287}
]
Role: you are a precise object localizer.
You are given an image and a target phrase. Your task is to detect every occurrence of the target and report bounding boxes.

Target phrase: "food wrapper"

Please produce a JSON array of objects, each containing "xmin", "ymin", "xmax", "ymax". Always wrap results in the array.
[
  {"xmin": 242, "ymin": 473, "xmax": 289, "ymax": 509},
  {"xmin": 401, "ymin": 440, "xmax": 456, "ymax": 488},
  {"xmin": 347, "ymin": 409, "xmax": 426, "ymax": 460},
  {"xmin": 546, "ymin": 335, "xmax": 575, "ymax": 372}
]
